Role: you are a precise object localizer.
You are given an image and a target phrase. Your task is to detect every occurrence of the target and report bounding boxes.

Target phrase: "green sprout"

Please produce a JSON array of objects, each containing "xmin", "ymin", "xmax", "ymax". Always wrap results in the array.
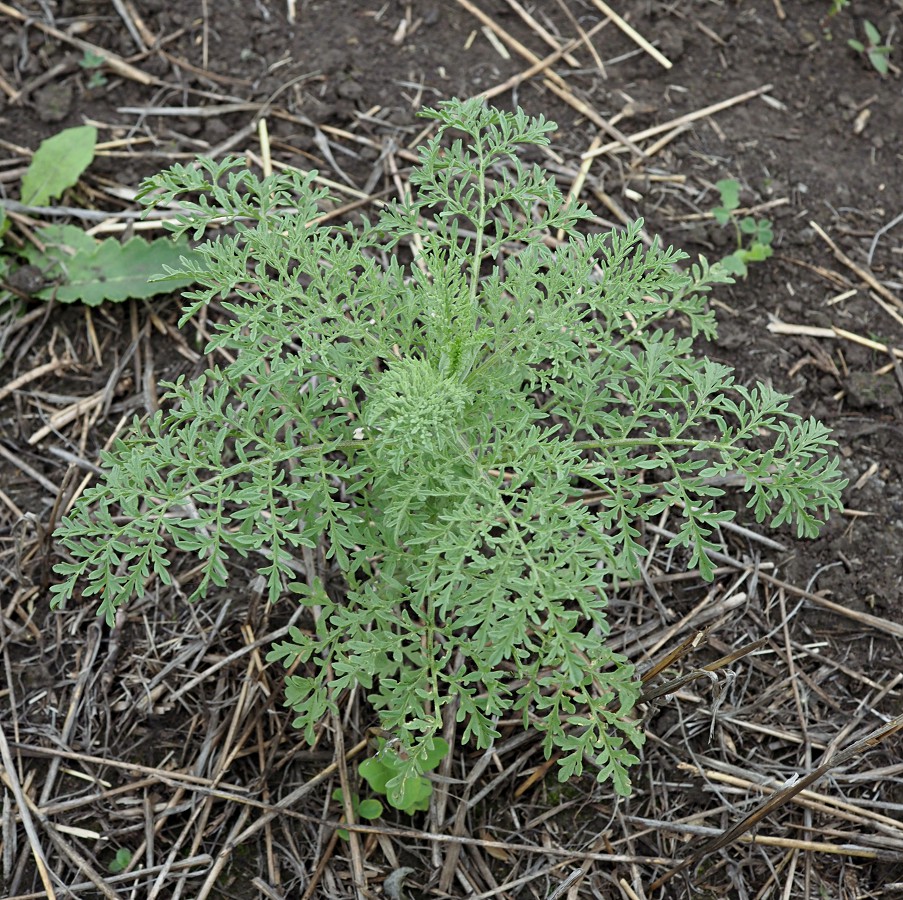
[
  {"xmin": 711, "ymin": 178, "xmax": 773, "ymax": 278},
  {"xmin": 358, "ymin": 737, "xmax": 449, "ymax": 814},
  {"xmin": 108, "ymin": 847, "xmax": 132, "ymax": 874},
  {"xmin": 331, "ymin": 789, "xmax": 384, "ymax": 839},
  {"xmin": 848, "ymin": 21, "xmax": 891, "ymax": 75},
  {"xmin": 79, "ymin": 50, "xmax": 108, "ymax": 87}
]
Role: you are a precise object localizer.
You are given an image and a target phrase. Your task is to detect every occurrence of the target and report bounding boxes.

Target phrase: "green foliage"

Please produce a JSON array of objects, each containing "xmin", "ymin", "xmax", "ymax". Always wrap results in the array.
[
  {"xmin": 79, "ymin": 50, "xmax": 108, "ymax": 88},
  {"xmin": 0, "ymin": 127, "xmax": 196, "ymax": 306},
  {"xmin": 848, "ymin": 21, "xmax": 891, "ymax": 75},
  {"xmin": 357, "ymin": 737, "xmax": 448, "ymax": 814},
  {"xmin": 331, "ymin": 789, "xmax": 384, "ymax": 838},
  {"xmin": 20, "ymin": 126, "xmax": 97, "ymax": 207},
  {"xmin": 826, "ymin": 0, "xmax": 850, "ymax": 16},
  {"xmin": 51, "ymin": 99, "xmax": 847, "ymax": 798},
  {"xmin": 711, "ymin": 178, "xmax": 773, "ymax": 278},
  {"xmin": 108, "ymin": 847, "xmax": 132, "ymax": 874},
  {"xmin": 20, "ymin": 224, "xmax": 196, "ymax": 305}
]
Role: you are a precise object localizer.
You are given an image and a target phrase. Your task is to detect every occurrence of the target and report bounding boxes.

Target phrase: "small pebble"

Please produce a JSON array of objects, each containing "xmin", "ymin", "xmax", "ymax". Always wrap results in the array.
[
  {"xmin": 34, "ymin": 82, "xmax": 72, "ymax": 123},
  {"xmin": 337, "ymin": 78, "xmax": 363, "ymax": 100}
]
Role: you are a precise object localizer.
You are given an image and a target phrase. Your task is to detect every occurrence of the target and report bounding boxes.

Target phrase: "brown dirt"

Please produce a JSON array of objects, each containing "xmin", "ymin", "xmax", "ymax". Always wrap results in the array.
[{"xmin": 1, "ymin": 1, "xmax": 902, "ymax": 898}]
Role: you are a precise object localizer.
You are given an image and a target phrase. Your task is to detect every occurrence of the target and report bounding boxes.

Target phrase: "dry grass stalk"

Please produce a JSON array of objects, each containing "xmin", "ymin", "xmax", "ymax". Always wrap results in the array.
[
  {"xmin": 586, "ymin": 0, "xmax": 672, "ymax": 69},
  {"xmin": 503, "ymin": 0, "xmax": 582, "ymax": 67},
  {"xmin": 583, "ymin": 84, "xmax": 775, "ymax": 160},
  {"xmin": 457, "ymin": 0, "xmax": 647, "ymax": 159},
  {"xmin": 811, "ymin": 220, "xmax": 903, "ymax": 312},
  {"xmin": 477, "ymin": 19, "xmax": 608, "ymax": 102},
  {"xmin": 652, "ymin": 714, "xmax": 903, "ymax": 889},
  {"xmin": 767, "ymin": 321, "xmax": 903, "ymax": 362}
]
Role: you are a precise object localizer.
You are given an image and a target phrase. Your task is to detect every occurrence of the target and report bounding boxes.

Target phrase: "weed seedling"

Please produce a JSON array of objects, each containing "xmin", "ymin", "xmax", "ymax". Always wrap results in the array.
[
  {"xmin": 710, "ymin": 178, "xmax": 773, "ymax": 278},
  {"xmin": 356, "ymin": 737, "xmax": 448, "ymax": 814},
  {"xmin": 848, "ymin": 21, "xmax": 892, "ymax": 75},
  {"xmin": 52, "ymin": 100, "xmax": 846, "ymax": 804},
  {"xmin": 79, "ymin": 50, "xmax": 108, "ymax": 88},
  {"xmin": 331, "ymin": 789, "xmax": 384, "ymax": 840},
  {"xmin": 108, "ymin": 848, "xmax": 132, "ymax": 874},
  {"xmin": 0, "ymin": 125, "xmax": 195, "ymax": 310}
]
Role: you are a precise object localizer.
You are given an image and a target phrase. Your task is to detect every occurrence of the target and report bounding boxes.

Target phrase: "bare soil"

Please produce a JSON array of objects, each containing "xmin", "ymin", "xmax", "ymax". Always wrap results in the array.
[{"xmin": 1, "ymin": 1, "xmax": 902, "ymax": 898}]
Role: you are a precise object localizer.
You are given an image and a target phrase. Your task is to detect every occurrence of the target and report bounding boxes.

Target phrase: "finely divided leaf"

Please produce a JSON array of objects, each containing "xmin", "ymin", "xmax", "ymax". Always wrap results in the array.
[{"xmin": 50, "ymin": 99, "xmax": 848, "ymax": 802}]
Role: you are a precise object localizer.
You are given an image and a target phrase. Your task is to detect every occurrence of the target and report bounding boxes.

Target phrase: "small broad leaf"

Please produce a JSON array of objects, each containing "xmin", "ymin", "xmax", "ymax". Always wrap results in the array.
[
  {"xmin": 23, "ymin": 225, "xmax": 197, "ymax": 305},
  {"xmin": 717, "ymin": 253, "xmax": 748, "ymax": 277},
  {"xmin": 420, "ymin": 737, "xmax": 449, "ymax": 771},
  {"xmin": 868, "ymin": 50, "xmax": 889, "ymax": 74},
  {"xmin": 357, "ymin": 798, "xmax": 384, "ymax": 820},
  {"xmin": 108, "ymin": 847, "xmax": 132, "ymax": 874},
  {"xmin": 715, "ymin": 179, "xmax": 740, "ymax": 211},
  {"xmin": 754, "ymin": 220, "xmax": 773, "ymax": 244},
  {"xmin": 863, "ymin": 20, "xmax": 881, "ymax": 46},
  {"xmin": 746, "ymin": 243, "xmax": 773, "ymax": 263},
  {"xmin": 21, "ymin": 126, "xmax": 97, "ymax": 207},
  {"xmin": 386, "ymin": 770, "xmax": 432, "ymax": 813},
  {"xmin": 359, "ymin": 757, "xmax": 392, "ymax": 795},
  {"xmin": 711, "ymin": 207, "xmax": 732, "ymax": 226}
]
